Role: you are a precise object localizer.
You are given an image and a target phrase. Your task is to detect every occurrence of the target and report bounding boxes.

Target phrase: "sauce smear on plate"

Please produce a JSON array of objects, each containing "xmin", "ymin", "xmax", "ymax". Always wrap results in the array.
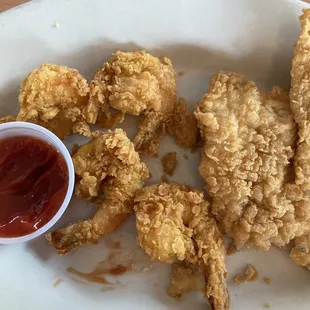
[{"xmin": 0, "ymin": 136, "xmax": 68, "ymax": 237}]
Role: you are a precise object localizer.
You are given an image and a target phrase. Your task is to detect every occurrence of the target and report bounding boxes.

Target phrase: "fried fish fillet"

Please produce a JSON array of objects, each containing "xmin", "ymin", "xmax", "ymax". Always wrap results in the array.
[
  {"xmin": 289, "ymin": 9, "xmax": 310, "ymax": 268},
  {"xmin": 17, "ymin": 64, "xmax": 98, "ymax": 139},
  {"xmin": 134, "ymin": 183, "xmax": 229, "ymax": 310},
  {"xmin": 46, "ymin": 129, "xmax": 149, "ymax": 254},
  {"xmin": 194, "ymin": 71, "xmax": 310, "ymax": 249},
  {"xmin": 89, "ymin": 51, "xmax": 177, "ymax": 155}
]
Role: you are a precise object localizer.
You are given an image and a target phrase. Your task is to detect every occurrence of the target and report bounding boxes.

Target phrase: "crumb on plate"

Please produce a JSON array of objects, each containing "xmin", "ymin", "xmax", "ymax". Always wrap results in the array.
[
  {"xmin": 183, "ymin": 154, "xmax": 189, "ymax": 160},
  {"xmin": 53, "ymin": 278, "xmax": 63, "ymax": 287},
  {"xmin": 226, "ymin": 241, "xmax": 237, "ymax": 255},
  {"xmin": 233, "ymin": 264, "xmax": 259, "ymax": 284},
  {"xmin": 263, "ymin": 277, "xmax": 272, "ymax": 285},
  {"xmin": 161, "ymin": 152, "xmax": 178, "ymax": 176}
]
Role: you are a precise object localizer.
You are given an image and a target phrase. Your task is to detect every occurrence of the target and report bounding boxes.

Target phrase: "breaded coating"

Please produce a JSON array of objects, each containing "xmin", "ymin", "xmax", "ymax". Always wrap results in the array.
[
  {"xmin": 290, "ymin": 9, "xmax": 310, "ymax": 191},
  {"xmin": 195, "ymin": 71, "xmax": 300, "ymax": 249},
  {"xmin": 290, "ymin": 234, "xmax": 310, "ymax": 268},
  {"xmin": 89, "ymin": 51, "xmax": 177, "ymax": 155},
  {"xmin": 134, "ymin": 183, "xmax": 229, "ymax": 310},
  {"xmin": 17, "ymin": 64, "xmax": 98, "ymax": 139},
  {"xmin": 0, "ymin": 115, "xmax": 15, "ymax": 124},
  {"xmin": 290, "ymin": 10, "xmax": 310, "ymax": 267},
  {"xmin": 167, "ymin": 261, "xmax": 203, "ymax": 298},
  {"xmin": 165, "ymin": 98, "xmax": 200, "ymax": 149},
  {"xmin": 46, "ymin": 129, "xmax": 149, "ymax": 254}
]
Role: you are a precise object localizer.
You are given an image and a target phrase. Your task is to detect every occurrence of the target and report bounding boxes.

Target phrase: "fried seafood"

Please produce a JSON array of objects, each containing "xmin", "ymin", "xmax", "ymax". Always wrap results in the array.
[
  {"xmin": 46, "ymin": 129, "xmax": 149, "ymax": 254},
  {"xmin": 194, "ymin": 71, "xmax": 306, "ymax": 249},
  {"xmin": 134, "ymin": 183, "xmax": 229, "ymax": 310},
  {"xmin": 0, "ymin": 115, "xmax": 15, "ymax": 124},
  {"xmin": 89, "ymin": 51, "xmax": 177, "ymax": 155},
  {"xmin": 17, "ymin": 64, "xmax": 98, "ymax": 139},
  {"xmin": 289, "ymin": 9, "xmax": 310, "ymax": 268}
]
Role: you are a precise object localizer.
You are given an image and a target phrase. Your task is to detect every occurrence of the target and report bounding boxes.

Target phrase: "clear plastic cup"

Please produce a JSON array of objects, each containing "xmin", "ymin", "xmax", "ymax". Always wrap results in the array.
[{"xmin": 0, "ymin": 121, "xmax": 75, "ymax": 244}]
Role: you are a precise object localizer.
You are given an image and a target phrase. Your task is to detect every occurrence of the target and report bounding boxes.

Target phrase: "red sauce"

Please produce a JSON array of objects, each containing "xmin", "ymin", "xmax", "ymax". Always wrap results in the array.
[
  {"xmin": 0, "ymin": 136, "xmax": 68, "ymax": 237},
  {"xmin": 66, "ymin": 264, "xmax": 129, "ymax": 284}
]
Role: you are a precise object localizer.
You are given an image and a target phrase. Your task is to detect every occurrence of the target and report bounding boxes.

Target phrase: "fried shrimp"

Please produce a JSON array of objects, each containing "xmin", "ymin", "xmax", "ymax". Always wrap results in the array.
[
  {"xmin": 89, "ymin": 51, "xmax": 177, "ymax": 155},
  {"xmin": 134, "ymin": 183, "xmax": 229, "ymax": 310},
  {"xmin": 46, "ymin": 129, "xmax": 149, "ymax": 254},
  {"xmin": 17, "ymin": 64, "xmax": 98, "ymax": 139}
]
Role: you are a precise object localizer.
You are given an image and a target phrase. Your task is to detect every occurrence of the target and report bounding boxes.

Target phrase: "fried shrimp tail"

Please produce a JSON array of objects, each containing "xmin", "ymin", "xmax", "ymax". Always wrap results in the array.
[
  {"xmin": 134, "ymin": 183, "xmax": 229, "ymax": 310},
  {"xmin": 46, "ymin": 129, "xmax": 149, "ymax": 254},
  {"xmin": 46, "ymin": 200, "xmax": 128, "ymax": 255}
]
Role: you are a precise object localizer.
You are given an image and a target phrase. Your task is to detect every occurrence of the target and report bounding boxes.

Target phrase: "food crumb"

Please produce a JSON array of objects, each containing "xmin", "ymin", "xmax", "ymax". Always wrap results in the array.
[
  {"xmin": 263, "ymin": 277, "xmax": 272, "ymax": 285},
  {"xmin": 161, "ymin": 152, "xmax": 178, "ymax": 176},
  {"xmin": 226, "ymin": 242, "xmax": 237, "ymax": 256},
  {"xmin": 265, "ymin": 301, "xmax": 272, "ymax": 308},
  {"xmin": 233, "ymin": 264, "xmax": 259, "ymax": 284},
  {"xmin": 233, "ymin": 275, "xmax": 244, "ymax": 285},
  {"xmin": 53, "ymin": 278, "xmax": 63, "ymax": 287},
  {"xmin": 183, "ymin": 154, "xmax": 189, "ymax": 160},
  {"xmin": 245, "ymin": 264, "xmax": 259, "ymax": 281},
  {"xmin": 54, "ymin": 22, "xmax": 60, "ymax": 28},
  {"xmin": 178, "ymin": 71, "xmax": 185, "ymax": 76},
  {"xmin": 161, "ymin": 174, "xmax": 169, "ymax": 183}
]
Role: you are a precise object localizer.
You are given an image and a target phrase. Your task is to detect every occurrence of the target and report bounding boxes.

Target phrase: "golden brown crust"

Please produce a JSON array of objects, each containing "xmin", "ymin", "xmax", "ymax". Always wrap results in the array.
[
  {"xmin": 134, "ymin": 183, "xmax": 229, "ymax": 310},
  {"xmin": 288, "ymin": 9, "xmax": 310, "ymax": 267},
  {"xmin": 0, "ymin": 115, "xmax": 15, "ymax": 124},
  {"xmin": 290, "ymin": 234, "xmax": 310, "ymax": 268},
  {"xmin": 17, "ymin": 64, "xmax": 98, "ymax": 139},
  {"xmin": 290, "ymin": 9, "xmax": 310, "ymax": 191},
  {"xmin": 167, "ymin": 262, "xmax": 203, "ymax": 298},
  {"xmin": 89, "ymin": 51, "xmax": 177, "ymax": 155},
  {"xmin": 195, "ymin": 71, "xmax": 298, "ymax": 249},
  {"xmin": 46, "ymin": 129, "xmax": 149, "ymax": 254}
]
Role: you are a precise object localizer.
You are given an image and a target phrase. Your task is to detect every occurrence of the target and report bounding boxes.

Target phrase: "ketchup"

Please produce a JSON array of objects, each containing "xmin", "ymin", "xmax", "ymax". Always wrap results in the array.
[{"xmin": 0, "ymin": 136, "xmax": 68, "ymax": 237}]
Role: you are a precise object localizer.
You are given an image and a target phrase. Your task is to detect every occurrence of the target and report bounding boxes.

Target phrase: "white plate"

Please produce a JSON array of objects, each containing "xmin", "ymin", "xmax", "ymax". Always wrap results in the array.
[{"xmin": 0, "ymin": 0, "xmax": 310, "ymax": 309}]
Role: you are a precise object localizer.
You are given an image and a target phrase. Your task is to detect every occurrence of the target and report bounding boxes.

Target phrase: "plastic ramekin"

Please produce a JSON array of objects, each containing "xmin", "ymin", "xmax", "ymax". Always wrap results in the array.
[{"xmin": 0, "ymin": 121, "xmax": 75, "ymax": 244}]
